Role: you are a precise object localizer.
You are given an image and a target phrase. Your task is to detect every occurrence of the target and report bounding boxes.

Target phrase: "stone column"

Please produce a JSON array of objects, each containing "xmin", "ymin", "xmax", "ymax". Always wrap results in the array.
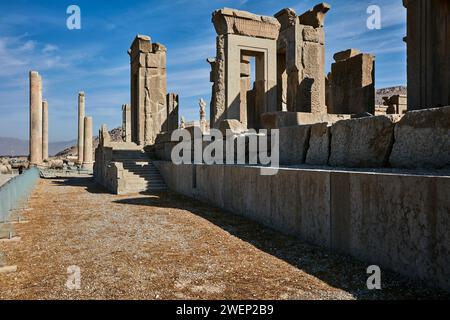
[
  {"xmin": 82, "ymin": 116, "xmax": 93, "ymax": 170},
  {"xmin": 404, "ymin": 0, "xmax": 450, "ymax": 110},
  {"xmin": 122, "ymin": 104, "xmax": 131, "ymax": 142},
  {"xmin": 29, "ymin": 71, "xmax": 43, "ymax": 165},
  {"xmin": 42, "ymin": 100, "xmax": 49, "ymax": 161},
  {"xmin": 77, "ymin": 92, "xmax": 85, "ymax": 164}
]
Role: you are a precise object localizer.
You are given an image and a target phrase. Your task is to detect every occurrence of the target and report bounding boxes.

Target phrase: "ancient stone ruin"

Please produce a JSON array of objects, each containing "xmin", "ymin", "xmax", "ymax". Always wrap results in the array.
[
  {"xmin": 209, "ymin": 8, "xmax": 280, "ymax": 129},
  {"xmin": 128, "ymin": 35, "xmax": 168, "ymax": 145},
  {"xmin": 89, "ymin": 1, "xmax": 450, "ymax": 292},
  {"xmin": 327, "ymin": 49, "xmax": 375, "ymax": 115}
]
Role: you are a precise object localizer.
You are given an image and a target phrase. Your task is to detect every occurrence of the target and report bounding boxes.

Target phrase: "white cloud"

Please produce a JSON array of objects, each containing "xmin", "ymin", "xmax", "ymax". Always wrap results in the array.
[{"xmin": 42, "ymin": 44, "xmax": 58, "ymax": 53}]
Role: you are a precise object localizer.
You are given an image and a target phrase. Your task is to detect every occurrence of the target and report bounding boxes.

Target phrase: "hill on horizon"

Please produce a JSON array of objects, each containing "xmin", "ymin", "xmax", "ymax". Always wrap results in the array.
[{"xmin": 0, "ymin": 137, "xmax": 77, "ymax": 157}]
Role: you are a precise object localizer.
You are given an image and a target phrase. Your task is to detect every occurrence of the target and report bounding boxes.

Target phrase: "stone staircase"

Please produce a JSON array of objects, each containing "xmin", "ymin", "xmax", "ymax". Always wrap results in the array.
[{"xmin": 112, "ymin": 150, "xmax": 167, "ymax": 194}]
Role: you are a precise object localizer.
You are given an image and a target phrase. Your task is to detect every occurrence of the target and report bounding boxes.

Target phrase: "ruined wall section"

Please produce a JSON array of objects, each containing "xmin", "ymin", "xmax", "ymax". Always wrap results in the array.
[
  {"xmin": 275, "ymin": 4, "xmax": 330, "ymax": 114},
  {"xmin": 129, "ymin": 35, "xmax": 168, "ymax": 145}
]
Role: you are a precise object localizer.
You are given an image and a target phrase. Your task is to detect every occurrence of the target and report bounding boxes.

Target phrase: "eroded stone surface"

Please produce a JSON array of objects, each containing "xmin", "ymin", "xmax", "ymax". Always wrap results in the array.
[
  {"xmin": 261, "ymin": 112, "xmax": 349, "ymax": 129},
  {"xmin": 329, "ymin": 115, "xmax": 401, "ymax": 168},
  {"xmin": 390, "ymin": 106, "xmax": 450, "ymax": 169},
  {"xmin": 212, "ymin": 8, "xmax": 280, "ymax": 39},
  {"xmin": 279, "ymin": 125, "xmax": 311, "ymax": 165},
  {"xmin": 129, "ymin": 35, "xmax": 168, "ymax": 145},
  {"xmin": 298, "ymin": 3, "xmax": 331, "ymax": 28},
  {"xmin": 306, "ymin": 122, "xmax": 330, "ymax": 165},
  {"xmin": 219, "ymin": 119, "xmax": 247, "ymax": 136},
  {"xmin": 333, "ymin": 49, "xmax": 361, "ymax": 62},
  {"xmin": 328, "ymin": 52, "xmax": 375, "ymax": 115}
]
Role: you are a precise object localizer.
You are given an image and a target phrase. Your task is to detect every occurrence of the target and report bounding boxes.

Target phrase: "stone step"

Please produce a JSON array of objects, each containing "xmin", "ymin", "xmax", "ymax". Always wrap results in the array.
[
  {"xmin": 122, "ymin": 166, "xmax": 161, "ymax": 171},
  {"xmin": 124, "ymin": 184, "xmax": 167, "ymax": 191},
  {"xmin": 124, "ymin": 174, "xmax": 164, "ymax": 182},
  {"xmin": 122, "ymin": 168, "xmax": 161, "ymax": 173},
  {"xmin": 123, "ymin": 179, "xmax": 166, "ymax": 185}
]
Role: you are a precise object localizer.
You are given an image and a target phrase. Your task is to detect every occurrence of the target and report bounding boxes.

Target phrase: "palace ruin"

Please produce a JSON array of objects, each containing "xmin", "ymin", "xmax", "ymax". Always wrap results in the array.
[{"xmin": 21, "ymin": 0, "xmax": 450, "ymax": 293}]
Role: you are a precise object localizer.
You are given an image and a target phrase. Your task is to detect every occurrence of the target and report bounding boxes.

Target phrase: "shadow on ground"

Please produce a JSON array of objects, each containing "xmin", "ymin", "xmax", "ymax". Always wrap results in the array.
[
  {"xmin": 54, "ymin": 177, "xmax": 450, "ymax": 300},
  {"xmin": 49, "ymin": 177, "xmax": 109, "ymax": 194}
]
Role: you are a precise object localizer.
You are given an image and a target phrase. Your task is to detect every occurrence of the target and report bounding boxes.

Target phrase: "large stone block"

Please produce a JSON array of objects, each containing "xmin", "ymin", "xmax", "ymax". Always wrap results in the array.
[
  {"xmin": 331, "ymin": 171, "xmax": 450, "ymax": 291},
  {"xmin": 279, "ymin": 125, "xmax": 311, "ymax": 165},
  {"xmin": 219, "ymin": 119, "xmax": 247, "ymax": 136},
  {"xmin": 306, "ymin": 122, "xmax": 330, "ymax": 165},
  {"xmin": 261, "ymin": 111, "xmax": 349, "ymax": 129},
  {"xmin": 329, "ymin": 52, "xmax": 375, "ymax": 115},
  {"xmin": 390, "ymin": 106, "xmax": 450, "ymax": 169},
  {"xmin": 329, "ymin": 115, "xmax": 400, "ymax": 168},
  {"xmin": 333, "ymin": 48, "xmax": 361, "ymax": 62},
  {"xmin": 302, "ymin": 26, "xmax": 324, "ymax": 44},
  {"xmin": 212, "ymin": 8, "xmax": 280, "ymax": 40}
]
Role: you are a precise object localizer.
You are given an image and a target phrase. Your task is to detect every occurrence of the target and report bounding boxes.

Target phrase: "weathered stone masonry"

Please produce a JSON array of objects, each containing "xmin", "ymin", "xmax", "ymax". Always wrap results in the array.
[{"xmin": 129, "ymin": 35, "xmax": 168, "ymax": 145}]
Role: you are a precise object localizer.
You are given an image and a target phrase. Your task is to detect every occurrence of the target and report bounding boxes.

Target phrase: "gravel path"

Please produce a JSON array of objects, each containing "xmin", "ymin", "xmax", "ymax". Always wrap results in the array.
[{"xmin": 0, "ymin": 178, "xmax": 448, "ymax": 300}]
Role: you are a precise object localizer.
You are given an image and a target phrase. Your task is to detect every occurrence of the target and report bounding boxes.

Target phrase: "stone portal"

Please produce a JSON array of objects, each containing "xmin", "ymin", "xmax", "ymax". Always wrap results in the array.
[
  {"xmin": 209, "ymin": 8, "xmax": 280, "ymax": 129},
  {"xmin": 129, "ymin": 35, "xmax": 168, "ymax": 145},
  {"xmin": 275, "ymin": 4, "xmax": 330, "ymax": 114}
]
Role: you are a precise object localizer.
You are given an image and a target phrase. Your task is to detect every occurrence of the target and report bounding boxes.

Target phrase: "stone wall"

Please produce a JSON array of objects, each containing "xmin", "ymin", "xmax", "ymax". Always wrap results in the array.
[
  {"xmin": 154, "ymin": 161, "xmax": 450, "ymax": 291},
  {"xmin": 328, "ymin": 49, "xmax": 375, "ymax": 115},
  {"xmin": 276, "ymin": 107, "xmax": 449, "ymax": 169},
  {"xmin": 150, "ymin": 107, "xmax": 450, "ymax": 170}
]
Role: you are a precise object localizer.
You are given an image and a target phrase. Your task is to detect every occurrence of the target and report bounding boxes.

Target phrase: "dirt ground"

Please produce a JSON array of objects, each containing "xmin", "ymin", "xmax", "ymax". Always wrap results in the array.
[{"xmin": 0, "ymin": 178, "xmax": 448, "ymax": 300}]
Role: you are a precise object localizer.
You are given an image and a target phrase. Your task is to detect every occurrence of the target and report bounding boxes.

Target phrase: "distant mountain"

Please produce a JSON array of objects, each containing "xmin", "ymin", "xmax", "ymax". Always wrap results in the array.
[
  {"xmin": 375, "ymin": 86, "xmax": 407, "ymax": 106},
  {"xmin": 55, "ymin": 127, "xmax": 123, "ymax": 158},
  {"xmin": 0, "ymin": 137, "xmax": 76, "ymax": 157}
]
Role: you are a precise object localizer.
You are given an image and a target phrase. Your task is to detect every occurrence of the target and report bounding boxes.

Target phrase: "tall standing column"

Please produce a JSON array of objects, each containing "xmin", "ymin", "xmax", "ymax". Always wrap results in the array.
[
  {"xmin": 404, "ymin": 0, "xmax": 450, "ymax": 110},
  {"xmin": 122, "ymin": 104, "xmax": 131, "ymax": 142},
  {"xmin": 82, "ymin": 116, "xmax": 93, "ymax": 170},
  {"xmin": 42, "ymin": 100, "xmax": 49, "ymax": 161},
  {"xmin": 77, "ymin": 92, "xmax": 85, "ymax": 164},
  {"xmin": 29, "ymin": 71, "xmax": 43, "ymax": 165}
]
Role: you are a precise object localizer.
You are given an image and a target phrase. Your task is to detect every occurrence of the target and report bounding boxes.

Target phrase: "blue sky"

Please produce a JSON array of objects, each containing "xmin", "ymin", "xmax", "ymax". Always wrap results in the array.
[{"xmin": 0, "ymin": 0, "xmax": 406, "ymax": 142}]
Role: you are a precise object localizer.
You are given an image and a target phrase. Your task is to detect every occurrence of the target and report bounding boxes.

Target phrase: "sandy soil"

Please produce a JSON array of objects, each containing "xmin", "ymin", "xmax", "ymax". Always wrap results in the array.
[{"xmin": 0, "ymin": 178, "xmax": 448, "ymax": 300}]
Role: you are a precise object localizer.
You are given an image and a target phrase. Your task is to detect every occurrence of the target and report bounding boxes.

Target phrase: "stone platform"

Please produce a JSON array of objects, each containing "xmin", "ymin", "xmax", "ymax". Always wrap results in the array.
[{"xmin": 154, "ymin": 161, "xmax": 450, "ymax": 292}]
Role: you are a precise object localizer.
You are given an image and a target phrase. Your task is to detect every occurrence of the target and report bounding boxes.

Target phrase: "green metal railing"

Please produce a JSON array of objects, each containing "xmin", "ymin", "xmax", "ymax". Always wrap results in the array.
[{"xmin": 0, "ymin": 168, "xmax": 40, "ymax": 239}]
